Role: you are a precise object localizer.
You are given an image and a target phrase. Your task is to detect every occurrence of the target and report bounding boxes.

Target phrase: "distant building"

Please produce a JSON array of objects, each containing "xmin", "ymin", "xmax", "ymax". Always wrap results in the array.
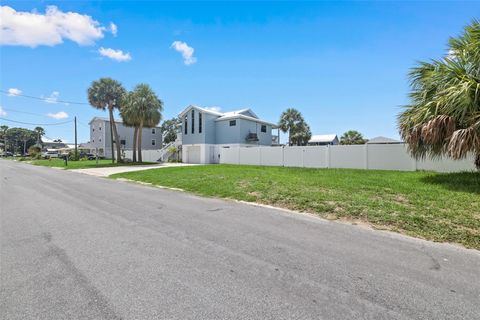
[
  {"xmin": 88, "ymin": 117, "xmax": 162, "ymax": 158},
  {"xmin": 308, "ymin": 134, "xmax": 339, "ymax": 146},
  {"xmin": 366, "ymin": 136, "xmax": 403, "ymax": 144},
  {"xmin": 41, "ymin": 141, "xmax": 68, "ymax": 150}
]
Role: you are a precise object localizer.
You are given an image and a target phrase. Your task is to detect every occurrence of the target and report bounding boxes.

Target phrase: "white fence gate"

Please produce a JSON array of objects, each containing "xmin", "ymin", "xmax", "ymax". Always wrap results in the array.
[{"xmin": 219, "ymin": 145, "xmax": 476, "ymax": 173}]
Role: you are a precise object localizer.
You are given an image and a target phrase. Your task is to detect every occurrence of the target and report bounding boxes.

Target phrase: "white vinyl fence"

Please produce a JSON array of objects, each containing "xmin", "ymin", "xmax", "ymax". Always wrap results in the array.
[
  {"xmin": 219, "ymin": 145, "xmax": 476, "ymax": 173},
  {"xmin": 124, "ymin": 149, "xmax": 162, "ymax": 162}
]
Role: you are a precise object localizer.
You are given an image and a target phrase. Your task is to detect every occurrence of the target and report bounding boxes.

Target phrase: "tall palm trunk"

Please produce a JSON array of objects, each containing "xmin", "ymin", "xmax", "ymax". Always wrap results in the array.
[
  {"xmin": 132, "ymin": 127, "xmax": 138, "ymax": 162},
  {"xmin": 108, "ymin": 107, "xmax": 122, "ymax": 163},
  {"xmin": 137, "ymin": 119, "xmax": 143, "ymax": 163}
]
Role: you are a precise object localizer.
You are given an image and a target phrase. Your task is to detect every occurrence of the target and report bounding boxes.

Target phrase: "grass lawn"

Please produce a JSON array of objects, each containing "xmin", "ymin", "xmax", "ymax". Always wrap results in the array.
[
  {"xmin": 112, "ymin": 164, "xmax": 480, "ymax": 249},
  {"xmin": 30, "ymin": 158, "xmax": 155, "ymax": 170}
]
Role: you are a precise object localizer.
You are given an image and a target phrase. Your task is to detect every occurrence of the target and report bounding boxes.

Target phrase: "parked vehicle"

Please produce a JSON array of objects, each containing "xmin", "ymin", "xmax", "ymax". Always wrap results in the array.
[
  {"xmin": 1, "ymin": 151, "xmax": 13, "ymax": 157},
  {"xmin": 42, "ymin": 150, "xmax": 60, "ymax": 159}
]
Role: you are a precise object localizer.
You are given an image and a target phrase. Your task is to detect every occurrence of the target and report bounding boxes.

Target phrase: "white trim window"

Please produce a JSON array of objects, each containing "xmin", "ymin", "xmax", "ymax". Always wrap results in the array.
[
  {"xmin": 151, "ymin": 139, "xmax": 156, "ymax": 146},
  {"xmin": 151, "ymin": 128, "xmax": 156, "ymax": 134}
]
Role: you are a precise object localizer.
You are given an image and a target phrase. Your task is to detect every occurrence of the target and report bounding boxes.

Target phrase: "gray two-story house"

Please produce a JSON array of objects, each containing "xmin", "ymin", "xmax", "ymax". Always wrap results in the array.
[
  {"xmin": 88, "ymin": 117, "xmax": 162, "ymax": 159},
  {"xmin": 179, "ymin": 105, "xmax": 276, "ymax": 163}
]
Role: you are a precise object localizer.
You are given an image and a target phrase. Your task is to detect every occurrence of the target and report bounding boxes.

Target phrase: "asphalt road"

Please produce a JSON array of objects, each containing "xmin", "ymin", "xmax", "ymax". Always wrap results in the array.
[{"xmin": 1, "ymin": 160, "xmax": 479, "ymax": 320}]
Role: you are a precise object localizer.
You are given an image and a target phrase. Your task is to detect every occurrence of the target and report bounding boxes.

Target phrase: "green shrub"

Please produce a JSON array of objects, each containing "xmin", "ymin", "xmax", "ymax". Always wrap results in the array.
[{"xmin": 28, "ymin": 146, "xmax": 41, "ymax": 157}]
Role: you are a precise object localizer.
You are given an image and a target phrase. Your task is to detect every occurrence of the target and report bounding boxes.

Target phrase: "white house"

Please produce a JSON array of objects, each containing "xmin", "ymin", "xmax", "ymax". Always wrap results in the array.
[
  {"xmin": 179, "ymin": 105, "xmax": 277, "ymax": 164},
  {"xmin": 308, "ymin": 134, "xmax": 339, "ymax": 146}
]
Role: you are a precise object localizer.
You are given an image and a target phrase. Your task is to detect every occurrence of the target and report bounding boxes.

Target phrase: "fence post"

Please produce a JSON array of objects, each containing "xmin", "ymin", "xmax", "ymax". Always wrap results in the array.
[
  {"xmin": 282, "ymin": 145, "xmax": 285, "ymax": 167},
  {"xmin": 364, "ymin": 144, "xmax": 369, "ymax": 169},
  {"xmin": 326, "ymin": 145, "xmax": 330, "ymax": 168},
  {"xmin": 302, "ymin": 147, "xmax": 305, "ymax": 168}
]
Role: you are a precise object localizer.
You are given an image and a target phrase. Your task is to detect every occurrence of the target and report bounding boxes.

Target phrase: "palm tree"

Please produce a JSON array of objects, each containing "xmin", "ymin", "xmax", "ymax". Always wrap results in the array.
[
  {"xmin": 279, "ymin": 108, "xmax": 304, "ymax": 146},
  {"xmin": 34, "ymin": 126, "xmax": 45, "ymax": 146},
  {"xmin": 87, "ymin": 78, "xmax": 126, "ymax": 163},
  {"xmin": 398, "ymin": 20, "xmax": 480, "ymax": 169},
  {"xmin": 120, "ymin": 84, "xmax": 163, "ymax": 162},
  {"xmin": 290, "ymin": 120, "xmax": 312, "ymax": 146},
  {"xmin": 133, "ymin": 84, "xmax": 163, "ymax": 162},
  {"xmin": 120, "ymin": 91, "xmax": 141, "ymax": 162},
  {"xmin": 340, "ymin": 130, "xmax": 366, "ymax": 145}
]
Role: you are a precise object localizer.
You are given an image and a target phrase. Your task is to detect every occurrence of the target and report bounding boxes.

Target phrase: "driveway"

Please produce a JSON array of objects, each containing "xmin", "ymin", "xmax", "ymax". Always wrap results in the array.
[
  {"xmin": 71, "ymin": 162, "xmax": 200, "ymax": 177},
  {"xmin": 1, "ymin": 160, "xmax": 479, "ymax": 319}
]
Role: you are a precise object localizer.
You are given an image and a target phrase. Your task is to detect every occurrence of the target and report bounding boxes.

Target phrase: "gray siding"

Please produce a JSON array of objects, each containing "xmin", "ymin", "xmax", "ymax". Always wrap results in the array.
[
  {"xmin": 89, "ymin": 118, "xmax": 162, "ymax": 158},
  {"xmin": 238, "ymin": 119, "xmax": 272, "ymax": 146},
  {"xmin": 215, "ymin": 119, "xmax": 241, "ymax": 144},
  {"xmin": 182, "ymin": 109, "xmax": 204, "ymax": 145},
  {"xmin": 181, "ymin": 110, "xmax": 218, "ymax": 145},
  {"xmin": 204, "ymin": 114, "xmax": 217, "ymax": 144}
]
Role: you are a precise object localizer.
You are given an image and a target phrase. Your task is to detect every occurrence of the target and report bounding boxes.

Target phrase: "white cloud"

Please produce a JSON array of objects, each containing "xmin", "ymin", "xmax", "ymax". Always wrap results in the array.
[
  {"xmin": 110, "ymin": 22, "xmax": 117, "ymax": 36},
  {"xmin": 0, "ymin": 106, "xmax": 6, "ymax": 117},
  {"xmin": 0, "ymin": 5, "xmax": 108, "ymax": 47},
  {"xmin": 446, "ymin": 49, "xmax": 457, "ymax": 60},
  {"xmin": 205, "ymin": 106, "xmax": 221, "ymax": 112},
  {"xmin": 171, "ymin": 41, "xmax": 197, "ymax": 65},
  {"xmin": 43, "ymin": 91, "xmax": 60, "ymax": 104},
  {"xmin": 98, "ymin": 47, "xmax": 131, "ymax": 62},
  {"xmin": 7, "ymin": 88, "xmax": 21, "ymax": 96},
  {"xmin": 47, "ymin": 111, "xmax": 68, "ymax": 119}
]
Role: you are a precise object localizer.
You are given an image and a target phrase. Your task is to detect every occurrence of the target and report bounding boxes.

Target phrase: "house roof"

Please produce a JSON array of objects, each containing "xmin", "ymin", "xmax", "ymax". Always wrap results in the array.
[
  {"xmin": 88, "ymin": 116, "xmax": 122, "ymax": 124},
  {"xmin": 309, "ymin": 134, "xmax": 338, "ymax": 143},
  {"xmin": 215, "ymin": 114, "xmax": 276, "ymax": 126},
  {"xmin": 366, "ymin": 136, "xmax": 403, "ymax": 144},
  {"xmin": 178, "ymin": 105, "xmax": 276, "ymax": 127},
  {"xmin": 178, "ymin": 105, "xmax": 223, "ymax": 117}
]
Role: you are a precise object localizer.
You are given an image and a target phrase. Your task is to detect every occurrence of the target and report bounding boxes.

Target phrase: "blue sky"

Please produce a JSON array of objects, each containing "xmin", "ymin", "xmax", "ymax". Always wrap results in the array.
[{"xmin": 1, "ymin": 1, "xmax": 478, "ymax": 143}]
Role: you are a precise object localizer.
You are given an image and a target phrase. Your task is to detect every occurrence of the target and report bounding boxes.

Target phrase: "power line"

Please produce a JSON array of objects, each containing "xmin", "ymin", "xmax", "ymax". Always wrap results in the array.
[
  {"xmin": 2, "ymin": 108, "xmax": 52, "ymax": 118},
  {"xmin": 0, "ymin": 117, "xmax": 73, "ymax": 126},
  {"xmin": 0, "ymin": 89, "xmax": 89, "ymax": 105}
]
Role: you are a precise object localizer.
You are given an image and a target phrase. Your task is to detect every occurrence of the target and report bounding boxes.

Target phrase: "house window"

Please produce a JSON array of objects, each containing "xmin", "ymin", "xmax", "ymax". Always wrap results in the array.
[
  {"xmin": 191, "ymin": 110, "xmax": 195, "ymax": 134},
  {"xmin": 92, "ymin": 128, "xmax": 95, "ymax": 132},
  {"xmin": 184, "ymin": 116, "xmax": 188, "ymax": 135},
  {"xmin": 99, "ymin": 139, "xmax": 102, "ymax": 142},
  {"xmin": 99, "ymin": 126, "xmax": 101, "ymax": 130},
  {"xmin": 152, "ymin": 139, "xmax": 156, "ymax": 146},
  {"xmin": 261, "ymin": 125, "xmax": 267, "ymax": 133},
  {"xmin": 93, "ymin": 139, "xmax": 95, "ymax": 142},
  {"xmin": 120, "ymin": 139, "xmax": 126, "ymax": 145},
  {"xmin": 151, "ymin": 128, "xmax": 156, "ymax": 134},
  {"xmin": 199, "ymin": 112, "xmax": 202, "ymax": 133},
  {"xmin": 229, "ymin": 120, "xmax": 236, "ymax": 126}
]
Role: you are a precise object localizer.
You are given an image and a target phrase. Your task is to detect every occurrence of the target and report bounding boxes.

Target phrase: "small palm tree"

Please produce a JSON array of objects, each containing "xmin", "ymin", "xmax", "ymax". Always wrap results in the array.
[
  {"xmin": 120, "ymin": 91, "xmax": 141, "ymax": 162},
  {"xmin": 279, "ymin": 108, "xmax": 305, "ymax": 146},
  {"xmin": 290, "ymin": 120, "xmax": 312, "ymax": 146},
  {"xmin": 398, "ymin": 20, "xmax": 480, "ymax": 168},
  {"xmin": 120, "ymin": 84, "xmax": 163, "ymax": 162},
  {"xmin": 0, "ymin": 125, "xmax": 8, "ymax": 152},
  {"xmin": 34, "ymin": 126, "xmax": 45, "ymax": 146},
  {"xmin": 340, "ymin": 130, "xmax": 366, "ymax": 145},
  {"xmin": 87, "ymin": 78, "xmax": 126, "ymax": 163}
]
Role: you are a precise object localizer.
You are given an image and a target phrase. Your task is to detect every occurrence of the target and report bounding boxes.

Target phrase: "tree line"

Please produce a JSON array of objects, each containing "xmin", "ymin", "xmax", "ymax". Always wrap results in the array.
[{"xmin": 0, "ymin": 126, "xmax": 45, "ymax": 155}]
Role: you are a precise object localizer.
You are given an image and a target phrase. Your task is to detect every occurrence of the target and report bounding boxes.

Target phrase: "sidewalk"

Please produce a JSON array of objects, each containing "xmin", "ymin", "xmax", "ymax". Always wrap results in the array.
[{"xmin": 71, "ymin": 162, "xmax": 201, "ymax": 177}]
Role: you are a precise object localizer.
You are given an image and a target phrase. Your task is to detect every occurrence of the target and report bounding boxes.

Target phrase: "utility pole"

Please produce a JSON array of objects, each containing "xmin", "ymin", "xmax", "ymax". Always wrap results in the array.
[{"xmin": 74, "ymin": 116, "xmax": 78, "ymax": 160}]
